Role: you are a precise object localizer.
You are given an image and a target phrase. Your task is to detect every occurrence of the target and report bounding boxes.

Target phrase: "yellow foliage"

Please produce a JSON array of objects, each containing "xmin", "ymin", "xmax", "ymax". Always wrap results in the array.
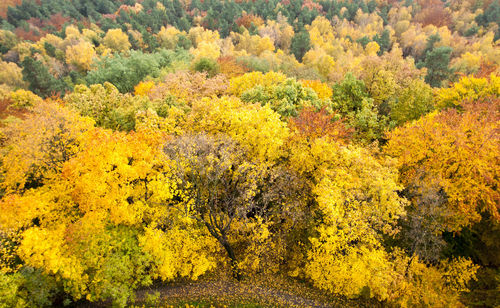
[
  {"xmin": 188, "ymin": 26, "xmax": 220, "ymax": 47},
  {"xmin": 139, "ymin": 223, "xmax": 218, "ymax": 281},
  {"xmin": 134, "ymin": 81, "xmax": 155, "ymax": 96},
  {"xmin": 307, "ymin": 16, "xmax": 335, "ymax": 49},
  {"xmin": 157, "ymin": 26, "xmax": 182, "ymax": 49},
  {"xmin": 232, "ymin": 30, "xmax": 275, "ymax": 56},
  {"xmin": 102, "ymin": 28, "xmax": 131, "ymax": 53},
  {"xmin": 65, "ymin": 25, "xmax": 81, "ymax": 41},
  {"xmin": 0, "ymin": 101, "xmax": 94, "ymax": 193},
  {"xmin": 386, "ymin": 101, "xmax": 500, "ymax": 228},
  {"xmin": 435, "ymin": 74, "xmax": 500, "ymax": 109},
  {"xmin": 229, "ymin": 71, "xmax": 287, "ymax": 96},
  {"xmin": 9, "ymin": 89, "xmax": 42, "ymax": 109},
  {"xmin": 0, "ymin": 61, "xmax": 26, "ymax": 88},
  {"xmin": 165, "ymin": 96, "xmax": 288, "ymax": 162},
  {"xmin": 18, "ymin": 226, "xmax": 85, "ymax": 284},
  {"xmin": 302, "ymin": 48, "xmax": 336, "ymax": 78},
  {"xmin": 299, "ymin": 80, "xmax": 333, "ymax": 99},
  {"xmin": 148, "ymin": 71, "xmax": 228, "ymax": 104},
  {"xmin": 365, "ymin": 41, "xmax": 380, "ymax": 56},
  {"xmin": 441, "ymin": 257, "xmax": 479, "ymax": 293},
  {"xmin": 61, "ymin": 128, "xmax": 174, "ymax": 225},
  {"xmin": 301, "ymin": 140, "xmax": 406, "ymax": 301},
  {"xmin": 65, "ymin": 40, "xmax": 96, "ymax": 71},
  {"xmin": 190, "ymin": 40, "xmax": 220, "ymax": 60}
]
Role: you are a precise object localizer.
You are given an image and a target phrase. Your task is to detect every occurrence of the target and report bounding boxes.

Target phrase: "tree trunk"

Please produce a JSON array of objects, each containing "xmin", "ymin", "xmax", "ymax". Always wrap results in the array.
[{"xmin": 220, "ymin": 237, "xmax": 241, "ymax": 281}]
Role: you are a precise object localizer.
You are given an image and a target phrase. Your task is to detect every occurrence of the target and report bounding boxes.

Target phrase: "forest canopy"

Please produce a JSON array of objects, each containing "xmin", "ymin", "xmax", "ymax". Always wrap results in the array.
[{"xmin": 0, "ymin": 0, "xmax": 499, "ymax": 307}]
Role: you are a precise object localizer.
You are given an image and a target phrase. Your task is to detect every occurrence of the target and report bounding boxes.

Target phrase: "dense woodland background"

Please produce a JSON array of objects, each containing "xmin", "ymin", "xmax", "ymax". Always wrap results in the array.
[{"xmin": 0, "ymin": 0, "xmax": 499, "ymax": 307}]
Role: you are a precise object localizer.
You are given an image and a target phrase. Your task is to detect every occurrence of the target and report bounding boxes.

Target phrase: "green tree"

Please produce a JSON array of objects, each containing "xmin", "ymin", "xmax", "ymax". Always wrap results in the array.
[
  {"xmin": 86, "ymin": 50, "xmax": 173, "ymax": 93},
  {"xmin": 423, "ymin": 46, "xmax": 453, "ymax": 87},
  {"xmin": 21, "ymin": 57, "xmax": 68, "ymax": 98},
  {"xmin": 192, "ymin": 57, "xmax": 220, "ymax": 77},
  {"xmin": 290, "ymin": 30, "xmax": 311, "ymax": 62}
]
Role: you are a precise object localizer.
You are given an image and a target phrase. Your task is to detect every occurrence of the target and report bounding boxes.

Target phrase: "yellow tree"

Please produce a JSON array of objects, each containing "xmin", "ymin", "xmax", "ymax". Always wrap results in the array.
[
  {"xmin": 385, "ymin": 99, "xmax": 500, "ymax": 230},
  {"xmin": 0, "ymin": 126, "xmax": 218, "ymax": 306},
  {"xmin": 102, "ymin": 28, "xmax": 131, "ymax": 53},
  {"xmin": 0, "ymin": 100, "xmax": 94, "ymax": 194},
  {"xmin": 65, "ymin": 40, "xmax": 96, "ymax": 72},
  {"xmin": 0, "ymin": 60, "xmax": 26, "ymax": 88},
  {"xmin": 435, "ymin": 74, "xmax": 500, "ymax": 110}
]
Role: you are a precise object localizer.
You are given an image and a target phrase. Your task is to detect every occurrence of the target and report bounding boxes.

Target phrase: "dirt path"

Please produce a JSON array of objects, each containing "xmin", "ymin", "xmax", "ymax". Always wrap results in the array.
[{"xmin": 134, "ymin": 276, "xmax": 380, "ymax": 308}]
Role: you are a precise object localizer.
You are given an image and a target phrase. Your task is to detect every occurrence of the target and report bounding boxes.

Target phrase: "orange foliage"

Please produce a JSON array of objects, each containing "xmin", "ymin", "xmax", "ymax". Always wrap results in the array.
[
  {"xmin": 474, "ymin": 61, "xmax": 498, "ymax": 79},
  {"xmin": 217, "ymin": 56, "xmax": 248, "ymax": 78},
  {"xmin": 0, "ymin": 0, "xmax": 22, "ymax": 18},
  {"xmin": 148, "ymin": 71, "xmax": 228, "ymax": 104},
  {"xmin": 289, "ymin": 107, "xmax": 352, "ymax": 144},
  {"xmin": 415, "ymin": 0, "xmax": 452, "ymax": 27},
  {"xmin": 236, "ymin": 14, "xmax": 265, "ymax": 28},
  {"xmin": 14, "ymin": 27, "xmax": 45, "ymax": 42},
  {"xmin": 386, "ymin": 99, "xmax": 500, "ymax": 229},
  {"xmin": 302, "ymin": 0, "xmax": 323, "ymax": 12}
]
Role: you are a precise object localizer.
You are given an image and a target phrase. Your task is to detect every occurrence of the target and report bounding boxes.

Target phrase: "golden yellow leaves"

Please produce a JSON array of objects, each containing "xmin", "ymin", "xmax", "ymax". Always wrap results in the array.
[
  {"xmin": 385, "ymin": 100, "xmax": 500, "ymax": 228},
  {"xmin": 299, "ymin": 80, "xmax": 333, "ymax": 100},
  {"xmin": 0, "ymin": 100, "xmax": 94, "ymax": 194},
  {"xmin": 65, "ymin": 40, "xmax": 96, "ymax": 72},
  {"xmin": 229, "ymin": 71, "xmax": 287, "ymax": 96},
  {"xmin": 140, "ymin": 225, "xmax": 218, "ymax": 281},
  {"xmin": 62, "ymin": 128, "xmax": 174, "ymax": 226},
  {"xmin": 102, "ymin": 28, "xmax": 131, "ymax": 53},
  {"xmin": 435, "ymin": 74, "xmax": 500, "ymax": 110},
  {"xmin": 134, "ymin": 81, "xmax": 155, "ymax": 96},
  {"xmin": 170, "ymin": 96, "xmax": 289, "ymax": 162}
]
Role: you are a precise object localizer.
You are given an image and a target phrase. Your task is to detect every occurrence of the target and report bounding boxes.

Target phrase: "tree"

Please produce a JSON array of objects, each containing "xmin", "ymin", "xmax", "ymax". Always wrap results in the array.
[
  {"xmin": 389, "ymin": 78, "xmax": 434, "ymax": 126},
  {"xmin": 331, "ymin": 73, "xmax": 387, "ymax": 142},
  {"xmin": 65, "ymin": 40, "xmax": 96, "ymax": 72},
  {"xmin": 239, "ymin": 77, "xmax": 328, "ymax": 118},
  {"xmin": 372, "ymin": 29, "xmax": 390, "ymax": 55},
  {"xmin": 423, "ymin": 46, "xmax": 454, "ymax": 87},
  {"xmin": 290, "ymin": 30, "xmax": 311, "ymax": 62},
  {"xmin": 21, "ymin": 57, "xmax": 68, "ymax": 98},
  {"xmin": 148, "ymin": 71, "xmax": 228, "ymax": 105},
  {"xmin": 0, "ymin": 100, "xmax": 94, "ymax": 194},
  {"xmin": 164, "ymin": 134, "xmax": 262, "ymax": 280},
  {"xmin": 102, "ymin": 28, "xmax": 131, "ymax": 53},
  {"xmin": 192, "ymin": 57, "xmax": 219, "ymax": 77},
  {"xmin": 385, "ymin": 99, "xmax": 500, "ymax": 231},
  {"xmin": 435, "ymin": 74, "xmax": 500, "ymax": 110},
  {"xmin": 0, "ymin": 60, "xmax": 25, "ymax": 88},
  {"xmin": 86, "ymin": 50, "xmax": 173, "ymax": 93}
]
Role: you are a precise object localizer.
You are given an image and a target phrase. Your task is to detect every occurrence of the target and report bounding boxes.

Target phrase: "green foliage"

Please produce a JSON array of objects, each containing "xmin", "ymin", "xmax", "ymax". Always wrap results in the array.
[
  {"xmin": 86, "ymin": 50, "xmax": 174, "ymax": 93},
  {"xmin": 389, "ymin": 78, "xmax": 434, "ymax": 125},
  {"xmin": 291, "ymin": 30, "xmax": 311, "ymax": 62},
  {"xmin": 21, "ymin": 57, "xmax": 69, "ymax": 98},
  {"xmin": 65, "ymin": 82, "xmax": 172, "ymax": 131},
  {"xmin": 475, "ymin": 0, "xmax": 500, "ymax": 40},
  {"xmin": 192, "ymin": 57, "xmax": 219, "ymax": 77},
  {"xmin": 236, "ymin": 56, "xmax": 270, "ymax": 73},
  {"xmin": 372, "ymin": 29, "xmax": 390, "ymax": 56},
  {"xmin": 0, "ymin": 267, "xmax": 59, "ymax": 308},
  {"xmin": 240, "ymin": 78, "xmax": 327, "ymax": 118},
  {"xmin": 423, "ymin": 46, "xmax": 454, "ymax": 87},
  {"xmin": 331, "ymin": 73, "xmax": 388, "ymax": 142}
]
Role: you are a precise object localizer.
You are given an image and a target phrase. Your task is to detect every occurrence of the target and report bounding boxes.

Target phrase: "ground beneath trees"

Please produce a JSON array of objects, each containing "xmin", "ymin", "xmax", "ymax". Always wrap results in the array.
[{"xmin": 131, "ymin": 274, "xmax": 382, "ymax": 308}]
